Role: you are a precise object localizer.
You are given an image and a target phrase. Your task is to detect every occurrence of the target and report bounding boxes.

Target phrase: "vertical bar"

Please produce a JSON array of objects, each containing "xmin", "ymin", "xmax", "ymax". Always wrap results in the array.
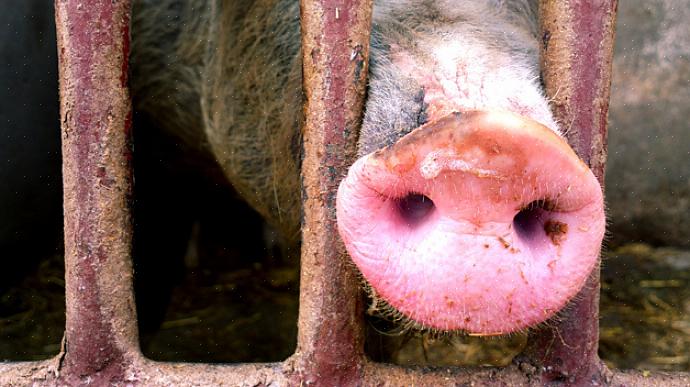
[
  {"xmin": 55, "ymin": 0, "xmax": 138, "ymax": 383},
  {"xmin": 539, "ymin": 0, "xmax": 616, "ymax": 182},
  {"xmin": 296, "ymin": 0, "xmax": 373, "ymax": 384},
  {"xmin": 524, "ymin": 1, "xmax": 617, "ymax": 384}
]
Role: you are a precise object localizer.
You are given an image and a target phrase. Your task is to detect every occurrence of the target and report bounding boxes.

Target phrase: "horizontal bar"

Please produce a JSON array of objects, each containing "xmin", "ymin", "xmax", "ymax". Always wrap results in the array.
[{"xmin": 2, "ymin": 359, "xmax": 689, "ymax": 386}]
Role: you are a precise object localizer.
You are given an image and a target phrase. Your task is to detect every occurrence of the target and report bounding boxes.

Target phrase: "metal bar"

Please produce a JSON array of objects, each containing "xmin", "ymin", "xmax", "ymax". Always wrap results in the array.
[
  {"xmin": 2, "ymin": 359, "xmax": 688, "ymax": 386},
  {"xmin": 362, "ymin": 364, "xmax": 690, "ymax": 386},
  {"xmin": 294, "ymin": 0, "xmax": 373, "ymax": 384},
  {"xmin": 539, "ymin": 0, "xmax": 615, "ymax": 182},
  {"xmin": 523, "ymin": 1, "xmax": 618, "ymax": 384},
  {"xmin": 55, "ymin": 0, "xmax": 139, "ymax": 384}
]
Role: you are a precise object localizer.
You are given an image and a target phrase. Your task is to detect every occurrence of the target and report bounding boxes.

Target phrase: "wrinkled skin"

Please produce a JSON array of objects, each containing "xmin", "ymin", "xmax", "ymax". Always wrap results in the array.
[{"xmin": 132, "ymin": 0, "xmax": 605, "ymax": 335}]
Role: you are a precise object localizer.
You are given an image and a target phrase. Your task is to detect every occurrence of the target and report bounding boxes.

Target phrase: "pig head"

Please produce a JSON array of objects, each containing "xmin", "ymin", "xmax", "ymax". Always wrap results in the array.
[{"xmin": 336, "ymin": 2, "xmax": 606, "ymax": 335}]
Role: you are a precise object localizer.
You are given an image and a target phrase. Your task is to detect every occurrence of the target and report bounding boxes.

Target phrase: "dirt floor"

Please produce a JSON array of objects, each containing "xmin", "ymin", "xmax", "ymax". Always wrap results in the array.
[
  {"xmin": 1, "ymin": 241, "xmax": 688, "ymax": 372},
  {"xmin": 599, "ymin": 244, "xmax": 690, "ymax": 371}
]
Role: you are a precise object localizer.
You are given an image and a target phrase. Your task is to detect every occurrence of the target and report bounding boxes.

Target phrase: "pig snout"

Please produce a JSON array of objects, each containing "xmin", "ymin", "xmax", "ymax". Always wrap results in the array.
[{"xmin": 336, "ymin": 110, "xmax": 605, "ymax": 335}]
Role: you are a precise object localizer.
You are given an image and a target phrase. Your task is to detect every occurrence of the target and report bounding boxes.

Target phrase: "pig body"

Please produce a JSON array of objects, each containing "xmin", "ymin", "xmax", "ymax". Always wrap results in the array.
[
  {"xmin": 131, "ymin": 0, "xmax": 605, "ymax": 335},
  {"xmin": 132, "ymin": 0, "xmax": 304, "ymax": 244}
]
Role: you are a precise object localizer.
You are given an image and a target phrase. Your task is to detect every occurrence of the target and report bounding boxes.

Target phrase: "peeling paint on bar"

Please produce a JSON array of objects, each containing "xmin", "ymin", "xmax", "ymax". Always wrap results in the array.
[
  {"xmin": 292, "ymin": 0, "xmax": 373, "ymax": 384},
  {"xmin": 54, "ymin": 0, "xmax": 138, "ymax": 384}
]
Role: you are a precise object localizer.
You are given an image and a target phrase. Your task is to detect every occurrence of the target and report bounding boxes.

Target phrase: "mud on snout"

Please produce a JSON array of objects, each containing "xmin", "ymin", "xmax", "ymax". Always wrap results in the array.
[{"xmin": 336, "ymin": 110, "xmax": 606, "ymax": 336}]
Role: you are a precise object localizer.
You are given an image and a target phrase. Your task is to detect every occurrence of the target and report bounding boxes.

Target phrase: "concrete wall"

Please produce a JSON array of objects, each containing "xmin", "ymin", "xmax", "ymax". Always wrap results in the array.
[{"xmin": 606, "ymin": 0, "xmax": 690, "ymax": 247}]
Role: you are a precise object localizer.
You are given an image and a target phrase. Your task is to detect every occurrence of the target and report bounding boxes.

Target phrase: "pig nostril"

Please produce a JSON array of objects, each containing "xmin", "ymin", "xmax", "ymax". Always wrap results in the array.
[
  {"xmin": 513, "ymin": 200, "xmax": 552, "ymax": 241},
  {"xmin": 395, "ymin": 193, "xmax": 435, "ymax": 227}
]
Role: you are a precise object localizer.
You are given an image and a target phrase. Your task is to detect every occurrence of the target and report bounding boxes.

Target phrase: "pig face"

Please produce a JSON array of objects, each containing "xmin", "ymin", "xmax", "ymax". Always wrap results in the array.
[{"xmin": 336, "ymin": 1, "xmax": 606, "ymax": 335}]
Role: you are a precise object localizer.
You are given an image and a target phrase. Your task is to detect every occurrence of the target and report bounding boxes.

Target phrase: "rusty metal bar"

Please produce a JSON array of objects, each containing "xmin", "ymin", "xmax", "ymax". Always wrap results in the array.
[
  {"xmin": 523, "ymin": 0, "xmax": 617, "ymax": 384},
  {"xmin": 54, "ymin": 0, "xmax": 140, "ymax": 383},
  {"xmin": 539, "ymin": 0, "xmax": 614, "ymax": 182},
  {"xmin": 294, "ymin": 0, "xmax": 373, "ymax": 384}
]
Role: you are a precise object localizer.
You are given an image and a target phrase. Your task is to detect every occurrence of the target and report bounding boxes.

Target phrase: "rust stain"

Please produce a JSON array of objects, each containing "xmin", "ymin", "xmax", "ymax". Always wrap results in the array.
[{"xmin": 296, "ymin": 0, "xmax": 372, "ymax": 384}]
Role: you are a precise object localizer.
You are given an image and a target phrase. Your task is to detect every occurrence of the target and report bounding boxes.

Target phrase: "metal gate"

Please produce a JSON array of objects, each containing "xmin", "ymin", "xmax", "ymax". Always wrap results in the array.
[{"xmin": 0, "ymin": 0, "xmax": 688, "ymax": 385}]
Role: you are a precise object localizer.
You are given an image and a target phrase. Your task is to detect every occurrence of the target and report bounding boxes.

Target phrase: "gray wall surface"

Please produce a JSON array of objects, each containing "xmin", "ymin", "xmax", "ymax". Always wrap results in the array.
[{"xmin": 606, "ymin": 0, "xmax": 690, "ymax": 248}]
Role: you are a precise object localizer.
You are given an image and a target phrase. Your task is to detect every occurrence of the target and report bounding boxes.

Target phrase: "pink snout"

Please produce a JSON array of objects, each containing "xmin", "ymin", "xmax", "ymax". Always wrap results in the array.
[{"xmin": 336, "ymin": 111, "xmax": 605, "ymax": 335}]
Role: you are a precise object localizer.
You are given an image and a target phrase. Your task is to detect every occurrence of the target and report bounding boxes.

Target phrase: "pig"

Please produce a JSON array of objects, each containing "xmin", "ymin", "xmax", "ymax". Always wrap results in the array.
[{"xmin": 130, "ymin": 0, "xmax": 605, "ymax": 336}]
